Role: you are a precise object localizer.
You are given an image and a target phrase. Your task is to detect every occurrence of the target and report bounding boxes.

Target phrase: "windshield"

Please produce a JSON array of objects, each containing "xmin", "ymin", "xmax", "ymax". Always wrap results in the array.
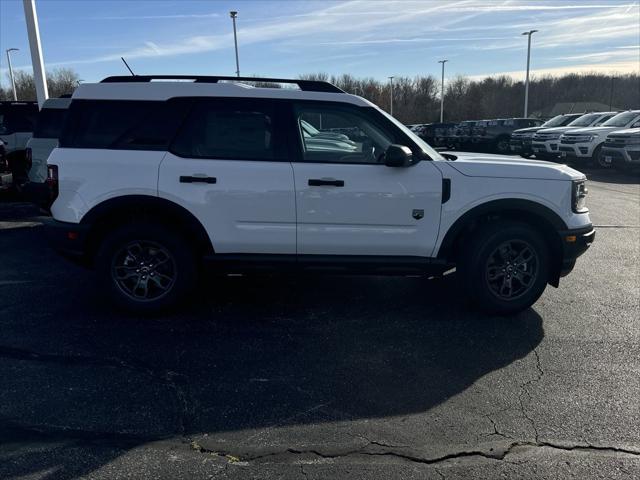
[
  {"xmin": 377, "ymin": 107, "xmax": 444, "ymax": 161},
  {"xmin": 542, "ymin": 115, "xmax": 567, "ymax": 128},
  {"xmin": 568, "ymin": 113, "xmax": 601, "ymax": 127},
  {"xmin": 602, "ymin": 111, "xmax": 640, "ymax": 127}
]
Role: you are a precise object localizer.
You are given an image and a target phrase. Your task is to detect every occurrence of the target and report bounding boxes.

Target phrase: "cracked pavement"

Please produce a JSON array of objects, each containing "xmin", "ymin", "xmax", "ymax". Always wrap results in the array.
[{"xmin": 0, "ymin": 167, "xmax": 638, "ymax": 479}]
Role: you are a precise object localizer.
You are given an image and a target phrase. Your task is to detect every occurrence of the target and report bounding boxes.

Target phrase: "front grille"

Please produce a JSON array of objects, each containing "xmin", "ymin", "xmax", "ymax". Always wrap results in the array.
[
  {"xmin": 534, "ymin": 133, "xmax": 560, "ymax": 141},
  {"xmin": 630, "ymin": 151, "xmax": 640, "ymax": 161},
  {"xmin": 560, "ymin": 135, "xmax": 590, "ymax": 144},
  {"xmin": 604, "ymin": 141, "xmax": 625, "ymax": 148}
]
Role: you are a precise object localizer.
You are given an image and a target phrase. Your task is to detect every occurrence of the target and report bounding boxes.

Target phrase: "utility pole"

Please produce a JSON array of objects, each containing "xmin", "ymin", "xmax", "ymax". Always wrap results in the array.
[
  {"xmin": 22, "ymin": 0, "xmax": 49, "ymax": 108},
  {"xmin": 438, "ymin": 59, "xmax": 448, "ymax": 123},
  {"xmin": 388, "ymin": 76, "xmax": 394, "ymax": 116},
  {"xmin": 5, "ymin": 48, "xmax": 19, "ymax": 101},
  {"xmin": 609, "ymin": 76, "xmax": 615, "ymax": 110},
  {"xmin": 229, "ymin": 11, "xmax": 240, "ymax": 77},
  {"xmin": 522, "ymin": 29, "xmax": 538, "ymax": 118}
]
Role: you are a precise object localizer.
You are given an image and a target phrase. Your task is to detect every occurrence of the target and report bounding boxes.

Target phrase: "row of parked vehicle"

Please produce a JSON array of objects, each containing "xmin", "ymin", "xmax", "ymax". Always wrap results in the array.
[
  {"xmin": 510, "ymin": 111, "xmax": 640, "ymax": 170},
  {"xmin": 408, "ymin": 111, "xmax": 640, "ymax": 171},
  {"xmin": 409, "ymin": 118, "xmax": 544, "ymax": 154}
]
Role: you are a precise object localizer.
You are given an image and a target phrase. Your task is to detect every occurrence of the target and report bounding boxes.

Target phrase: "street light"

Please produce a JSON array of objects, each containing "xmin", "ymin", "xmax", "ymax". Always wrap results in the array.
[
  {"xmin": 229, "ymin": 11, "xmax": 240, "ymax": 77},
  {"xmin": 522, "ymin": 29, "xmax": 538, "ymax": 118},
  {"xmin": 388, "ymin": 76, "xmax": 394, "ymax": 116},
  {"xmin": 5, "ymin": 48, "xmax": 19, "ymax": 101},
  {"xmin": 438, "ymin": 59, "xmax": 448, "ymax": 123}
]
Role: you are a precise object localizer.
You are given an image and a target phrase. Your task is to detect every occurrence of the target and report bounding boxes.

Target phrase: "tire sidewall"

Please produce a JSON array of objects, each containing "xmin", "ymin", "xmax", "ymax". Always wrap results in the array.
[{"xmin": 95, "ymin": 222, "xmax": 197, "ymax": 314}]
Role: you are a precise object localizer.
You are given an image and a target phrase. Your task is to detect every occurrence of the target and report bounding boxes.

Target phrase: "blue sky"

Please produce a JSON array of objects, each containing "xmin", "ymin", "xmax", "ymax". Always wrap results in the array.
[{"xmin": 1, "ymin": 0, "xmax": 638, "ymax": 87}]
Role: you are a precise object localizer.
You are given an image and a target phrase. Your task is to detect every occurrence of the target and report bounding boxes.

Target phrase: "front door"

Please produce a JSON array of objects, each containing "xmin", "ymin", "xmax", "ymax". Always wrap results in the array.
[{"xmin": 290, "ymin": 102, "xmax": 442, "ymax": 257}]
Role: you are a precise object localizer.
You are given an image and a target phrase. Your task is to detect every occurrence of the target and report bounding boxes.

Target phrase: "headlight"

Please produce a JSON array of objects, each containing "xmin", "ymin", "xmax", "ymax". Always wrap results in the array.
[{"xmin": 572, "ymin": 180, "xmax": 588, "ymax": 213}]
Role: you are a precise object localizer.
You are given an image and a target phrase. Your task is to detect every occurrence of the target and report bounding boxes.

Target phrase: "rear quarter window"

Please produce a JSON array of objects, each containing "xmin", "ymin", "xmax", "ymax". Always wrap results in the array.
[{"xmin": 60, "ymin": 100, "xmax": 190, "ymax": 150}]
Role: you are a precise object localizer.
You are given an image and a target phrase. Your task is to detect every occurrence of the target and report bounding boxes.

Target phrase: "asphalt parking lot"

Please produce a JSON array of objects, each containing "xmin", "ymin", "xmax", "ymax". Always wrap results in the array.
[{"xmin": 0, "ymin": 164, "xmax": 638, "ymax": 479}]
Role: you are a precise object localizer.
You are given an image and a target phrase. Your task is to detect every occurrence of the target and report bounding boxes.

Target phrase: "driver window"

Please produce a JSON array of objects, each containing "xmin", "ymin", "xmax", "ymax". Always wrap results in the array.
[{"xmin": 294, "ymin": 104, "xmax": 394, "ymax": 164}]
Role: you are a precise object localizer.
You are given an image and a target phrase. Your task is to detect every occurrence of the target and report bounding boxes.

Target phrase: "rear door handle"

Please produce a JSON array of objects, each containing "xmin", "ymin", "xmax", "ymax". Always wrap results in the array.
[
  {"xmin": 179, "ymin": 175, "xmax": 217, "ymax": 184},
  {"xmin": 308, "ymin": 178, "xmax": 344, "ymax": 187}
]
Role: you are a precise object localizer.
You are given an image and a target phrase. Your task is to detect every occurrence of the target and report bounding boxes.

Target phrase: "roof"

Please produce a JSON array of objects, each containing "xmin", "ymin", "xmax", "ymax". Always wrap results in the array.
[{"xmin": 72, "ymin": 75, "xmax": 371, "ymax": 107}]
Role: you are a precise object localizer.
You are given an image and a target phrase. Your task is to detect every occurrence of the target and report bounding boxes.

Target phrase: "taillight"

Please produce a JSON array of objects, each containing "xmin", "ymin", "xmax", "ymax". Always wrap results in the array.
[
  {"xmin": 46, "ymin": 164, "xmax": 59, "ymax": 206},
  {"xmin": 25, "ymin": 148, "xmax": 33, "ymax": 171}
]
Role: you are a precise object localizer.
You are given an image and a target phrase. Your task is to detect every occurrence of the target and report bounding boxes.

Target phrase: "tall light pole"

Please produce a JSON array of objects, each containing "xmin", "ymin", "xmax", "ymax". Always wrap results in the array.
[
  {"xmin": 388, "ymin": 76, "xmax": 394, "ymax": 116},
  {"xmin": 5, "ymin": 48, "xmax": 19, "ymax": 101},
  {"xmin": 23, "ymin": 0, "xmax": 49, "ymax": 108},
  {"xmin": 229, "ymin": 11, "xmax": 240, "ymax": 77},
  {"xmin": 438, "ymin": 59, "xmax": 448, "ymax": 123},
  {"xmin": 522, "ymin": 29, "xmax": 538, "ymax": 118}
]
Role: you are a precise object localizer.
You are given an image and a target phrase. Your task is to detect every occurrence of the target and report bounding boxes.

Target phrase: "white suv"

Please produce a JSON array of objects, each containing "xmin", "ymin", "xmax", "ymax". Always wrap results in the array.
[
  {"xmin": 44, "ymin": 75, "xmax": 595, "ymax": 315},
  {"xmin": 531, "ymin": 111, "xmax": 617, "ymax": 160},
  {"xmin": 559, "ymin": 110, "xmax": 640, "ymax": 168}
]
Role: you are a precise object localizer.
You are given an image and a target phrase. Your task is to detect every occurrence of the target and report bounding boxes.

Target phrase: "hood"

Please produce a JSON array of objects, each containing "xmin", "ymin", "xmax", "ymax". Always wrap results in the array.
[
  {"xmin": 567, "ymin": 126, "xmax": 622, "ymax": 136},
  {"xmin": 608, "ymin": 127, "xmax": 640, "ymax": 137},
  {"xmin": 512, "ymin": 126, "xmax": 544, "ymax": 135},
  {"xmin": 445, "ymin": 153, "xmax": 585, "ymax": 181},
  {"xmin": 536, "ymin": 126, "xmax": 582, "ymax": 134}
]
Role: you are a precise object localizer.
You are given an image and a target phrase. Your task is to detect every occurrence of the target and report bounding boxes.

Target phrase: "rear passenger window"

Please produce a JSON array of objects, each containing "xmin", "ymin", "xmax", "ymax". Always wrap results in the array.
[
  {"xmin": 61, "ymin": 100, "xmax": 189, "ymax": 150},
  {"xmin": 170, "ymin": 99, "xmax": 283, "ymax": 161}
]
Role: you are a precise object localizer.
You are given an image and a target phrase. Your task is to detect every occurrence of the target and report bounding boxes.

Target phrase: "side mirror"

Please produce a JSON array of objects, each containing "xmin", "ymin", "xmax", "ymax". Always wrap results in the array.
[
  {"xmin": 384, "ymin": 144, "xmax": 412, "ymax": 167},
  {"xmin": 441, "ymin": 153, "xmax": 457, "ymax": 161}
]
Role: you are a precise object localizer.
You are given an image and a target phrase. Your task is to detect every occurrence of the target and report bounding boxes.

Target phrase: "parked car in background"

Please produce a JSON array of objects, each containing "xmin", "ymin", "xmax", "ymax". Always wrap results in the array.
[
  {"xmin": 0, "ymin": 101, "xmax": 39, "ymax": 160},
  {"xmin": 26, "ymin": 97, "xmax": 71, "ymax": 183},
  {"xmin": 20, "ymin": 97, "xmax": 71, "ymax": 206},
  {"xmin": 0, "ymin": 102, "xmax": 39, "ymax": 196},
  {"xmin": 559, "ymin": 110, "xmax": 640, "ymax": 168},
  {"xmin": 451, "ymin": 120, "xmax": 478, "ymax": 150},
  {"xmin": 510, "ymin": 114, "xmax": 582, "ymax": 158},
  {"xmin": 418, "ymin": 122, "xmax": 458, "ymax": 148},
  {"xmin": 532, "ymin": 112, "xmax": 617, "ymax": 160},
  {"xmin": 472, "ymin": 118, "xmax": 544, "ymax": 154},
  {"xmin": 601, "ymin": 128, "xmax": 640, "ymax": 171}
]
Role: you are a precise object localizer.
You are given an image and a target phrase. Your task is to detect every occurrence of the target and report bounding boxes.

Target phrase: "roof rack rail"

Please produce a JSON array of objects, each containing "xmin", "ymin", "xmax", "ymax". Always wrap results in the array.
[{"xmin": 100, "ymin": 75, "xmax": 345, "ymax": 93}]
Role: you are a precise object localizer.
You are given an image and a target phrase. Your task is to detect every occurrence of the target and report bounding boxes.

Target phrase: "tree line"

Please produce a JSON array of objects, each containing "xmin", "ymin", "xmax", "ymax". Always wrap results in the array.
[
  {"xmin": 1, "ymin": 68, "xmax": 80, "ymax": 102},
  {"xmin": 2, "ymin": 68, "xmax": 638, "ymax": 125},
  {"xmin": 299, "ymin": 72, "xmax": 639, "ymax": 124}
]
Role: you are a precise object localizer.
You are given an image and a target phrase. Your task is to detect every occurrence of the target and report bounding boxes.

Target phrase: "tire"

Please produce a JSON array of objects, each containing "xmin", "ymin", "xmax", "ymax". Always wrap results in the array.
[
  {"xmin": 458, "ymin": 222, "xmax": 550, "ymax": 315},
  {"xmin": 520, "ymin": 152, "xmax": 533, "ymax": 159},
  {"xmin": 592, "ymin": 145, "xmax": 611, "ymax": 169},
  {"xmin": 494, "ymin": 137, "xmax": 510, "ymax": 155},
  {"xmin": 95, "ymin": 222, "xmax": 197, "ymax": 314}
]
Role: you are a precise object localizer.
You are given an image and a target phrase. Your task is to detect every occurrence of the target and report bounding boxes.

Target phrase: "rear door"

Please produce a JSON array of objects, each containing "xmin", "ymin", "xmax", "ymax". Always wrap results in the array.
[{"xmin": 159, "ymin": 98, "xmax": 296, "ymax": 254}]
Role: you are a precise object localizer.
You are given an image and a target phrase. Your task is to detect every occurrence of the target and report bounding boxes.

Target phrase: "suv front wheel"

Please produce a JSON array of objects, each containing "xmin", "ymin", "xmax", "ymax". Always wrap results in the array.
[
  {"xmin": 96, "ymin": 223, "xmax": 197, "ymax": 314},
  {"xmin": 459, "ymin": 222, "xmax": 550, "ymax": 314}
]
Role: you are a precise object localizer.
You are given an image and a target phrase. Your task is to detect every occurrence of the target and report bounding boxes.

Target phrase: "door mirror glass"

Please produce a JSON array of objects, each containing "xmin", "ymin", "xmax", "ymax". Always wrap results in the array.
[{"xmin": 384, "ymin": 144, "xmax": 412, "ymax": 167}]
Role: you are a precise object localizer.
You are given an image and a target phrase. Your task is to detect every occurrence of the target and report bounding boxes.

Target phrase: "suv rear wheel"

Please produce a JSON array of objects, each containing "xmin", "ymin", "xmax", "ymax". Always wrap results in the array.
[
  {"xmin": 96, "ymin": 222, "xmax": 197, "ymax": 314},
  {"xmin": 458, "ymin": 222, "xmax": 549, "ymax": 314}
]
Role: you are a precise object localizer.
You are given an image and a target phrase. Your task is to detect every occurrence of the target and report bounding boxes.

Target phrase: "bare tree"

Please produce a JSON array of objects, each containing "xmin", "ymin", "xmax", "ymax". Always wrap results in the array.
[{"xmin": 1, "ymin": 68, "xmax": 80, "ymax": 101}]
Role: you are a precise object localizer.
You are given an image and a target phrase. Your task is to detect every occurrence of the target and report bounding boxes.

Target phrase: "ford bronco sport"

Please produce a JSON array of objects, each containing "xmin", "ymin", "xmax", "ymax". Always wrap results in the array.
[{"xmin": 44, "ymin": 75, "xmax": 595, "ymax": 315}]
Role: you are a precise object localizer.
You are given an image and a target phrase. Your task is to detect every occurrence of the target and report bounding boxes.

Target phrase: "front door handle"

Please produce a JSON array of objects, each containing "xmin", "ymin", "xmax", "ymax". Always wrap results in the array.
[
  {"xmin": 308, "ymin": 178, "xmax": 344, "ymax": 187},
  {"xmin": 179, "ymin": 175, "xmax": 217, "ymax": 184}
]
